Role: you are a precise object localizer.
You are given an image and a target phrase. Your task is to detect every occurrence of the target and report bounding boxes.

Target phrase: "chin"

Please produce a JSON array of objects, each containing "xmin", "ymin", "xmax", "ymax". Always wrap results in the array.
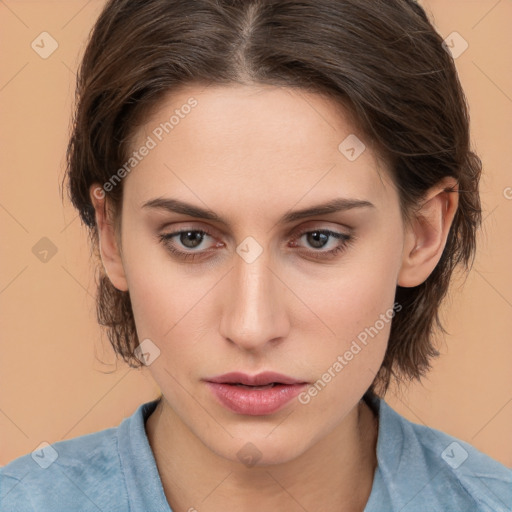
[{"xmin": 205, "ymin": 429, "xmax": 312, "ymax": 469}]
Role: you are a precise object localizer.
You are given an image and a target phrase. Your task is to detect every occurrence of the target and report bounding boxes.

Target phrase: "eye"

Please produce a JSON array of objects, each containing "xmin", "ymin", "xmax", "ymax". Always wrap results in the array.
[
  {"xmin": 289, "ymin": 228, "xmax": 354, "ymax": 260},
  {"xmin": 157, "ymin": 226, "xmax": 354, "ymax": 262},
  {"xmin": 158, "ymin": 228, "xmax": 219, "ymax": 261}
]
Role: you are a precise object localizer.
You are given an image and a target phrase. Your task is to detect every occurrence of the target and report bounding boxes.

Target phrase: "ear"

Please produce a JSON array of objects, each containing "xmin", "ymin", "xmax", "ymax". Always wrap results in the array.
[
  {"xmin": 397, "ymin": 177, "xmax": 459, "ymax": 288},
  {"xmin": 89, "ymin": 184, "xmax": 128, "ymax": 292}
]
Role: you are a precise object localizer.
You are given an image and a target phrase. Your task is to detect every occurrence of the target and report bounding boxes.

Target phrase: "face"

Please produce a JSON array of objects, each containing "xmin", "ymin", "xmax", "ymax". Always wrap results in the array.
[{"xmin": 100, "ymin": 83, "xmax": 408, "ymax": 465}]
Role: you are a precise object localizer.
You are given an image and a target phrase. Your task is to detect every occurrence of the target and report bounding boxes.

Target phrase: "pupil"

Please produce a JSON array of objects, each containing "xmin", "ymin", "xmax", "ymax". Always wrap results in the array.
[{"xmin": 180, "ymin": 231, "xmax": 203, "ymax": 248}]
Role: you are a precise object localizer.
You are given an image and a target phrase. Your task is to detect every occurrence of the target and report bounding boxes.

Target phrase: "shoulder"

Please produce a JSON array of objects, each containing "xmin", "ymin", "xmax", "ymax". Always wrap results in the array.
[
  {"xmin": 367, "ymin": 396, "xmax": 512, "ymax": 512},
  {"xmin": 0, "ymin": 425, "xmax": 128, "ymax": 512},
  {"xmin": 405, "ymin": 415, "xmax": 512, "ymax": 511}
]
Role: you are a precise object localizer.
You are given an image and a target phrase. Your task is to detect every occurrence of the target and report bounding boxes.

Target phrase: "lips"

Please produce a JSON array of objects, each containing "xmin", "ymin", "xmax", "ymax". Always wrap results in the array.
[
  {"xmin": 204, "ymin": 374, "xmax": 307, "ymax": 416},
  {"xmin": 204, "ymin": 372, "xmax": 309, "ymax": 415},
  {"xmin": 205, "ymin": 371, "xmax": 307, "ymax": 386}
]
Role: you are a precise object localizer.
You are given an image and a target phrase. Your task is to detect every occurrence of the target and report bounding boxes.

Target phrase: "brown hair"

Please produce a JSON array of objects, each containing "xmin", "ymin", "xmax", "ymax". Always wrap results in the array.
[{"xmin": 64, "ymin": 0, "xmax": 482, "ymax": 396}]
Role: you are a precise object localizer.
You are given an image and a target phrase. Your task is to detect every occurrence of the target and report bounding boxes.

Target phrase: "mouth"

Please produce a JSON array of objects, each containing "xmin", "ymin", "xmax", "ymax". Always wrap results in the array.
[
  {"xmin": 230, "ymin": 383, "xmax": 278, "ymax": 389},
  {"xmin": 205, "ymin": 371, "xmax": 308, "ymax": 387},
  {"xmin": 204, "ymin": 373, "xmax": 308, "ymax": 415}
]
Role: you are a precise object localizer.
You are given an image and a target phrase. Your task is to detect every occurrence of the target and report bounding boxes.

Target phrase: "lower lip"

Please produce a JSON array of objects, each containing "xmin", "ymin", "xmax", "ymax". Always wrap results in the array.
[{"xmin": 205, "ymin": 382, "xmax": 307, "ymax": 415}]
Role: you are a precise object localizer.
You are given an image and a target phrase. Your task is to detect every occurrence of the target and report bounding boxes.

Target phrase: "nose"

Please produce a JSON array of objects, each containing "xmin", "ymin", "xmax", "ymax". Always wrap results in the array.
[{"xmin": 219, "ymin": 251, "xmax": 290, "ymax": 352}]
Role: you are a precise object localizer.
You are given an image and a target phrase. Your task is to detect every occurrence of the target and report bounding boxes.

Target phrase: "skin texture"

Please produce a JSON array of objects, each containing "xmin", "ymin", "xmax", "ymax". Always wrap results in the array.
[{"xmin": 89, "ymin": 83, "xmax": 459, "ymax": 511}]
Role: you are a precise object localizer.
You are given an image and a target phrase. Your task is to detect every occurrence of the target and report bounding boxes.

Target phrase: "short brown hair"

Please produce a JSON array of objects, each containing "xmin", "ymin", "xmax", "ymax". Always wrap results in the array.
[{"xmin": 64, "ymin": 0, "xmax": 482, "ymax": 395}]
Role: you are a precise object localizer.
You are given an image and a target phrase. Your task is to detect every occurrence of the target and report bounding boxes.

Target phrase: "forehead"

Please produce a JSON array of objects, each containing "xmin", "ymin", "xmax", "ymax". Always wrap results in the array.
[{"xmin": 125, "ymin": 83, "xmax": 395, "ymax": 219}]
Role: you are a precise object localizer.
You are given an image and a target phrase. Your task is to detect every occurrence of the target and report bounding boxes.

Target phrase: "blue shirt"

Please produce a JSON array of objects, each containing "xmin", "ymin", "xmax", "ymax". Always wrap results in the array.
[{"xmin": 1, "ymin": 395, "xmax": 511, "ymax": 511}]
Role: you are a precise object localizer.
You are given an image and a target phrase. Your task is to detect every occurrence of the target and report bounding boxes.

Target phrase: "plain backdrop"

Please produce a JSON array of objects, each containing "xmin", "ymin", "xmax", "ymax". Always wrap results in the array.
[{"xmin": 1, "ymin": 0, "xmax": 511, "ymax": 467}]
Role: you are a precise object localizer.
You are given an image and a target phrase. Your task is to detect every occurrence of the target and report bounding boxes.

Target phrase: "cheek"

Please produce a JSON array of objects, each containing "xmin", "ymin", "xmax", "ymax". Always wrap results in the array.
[
  {"xmin": 292, "ymin": 271, "xmax": 398, "ymax": 424},
  {"xmin": 288, "ymin": 236, "xmax": 401, "ymax": 389},
  {"xmin": 125, "ymin": 261, "xmax": 192, "ymax": 341},
  {"xmin": 293, "ymin": 238, "xmax": 400, "ymax": 342},
  {"xmin": 121, "ymin": 235, "xmax": 220, "ymax": 375}
]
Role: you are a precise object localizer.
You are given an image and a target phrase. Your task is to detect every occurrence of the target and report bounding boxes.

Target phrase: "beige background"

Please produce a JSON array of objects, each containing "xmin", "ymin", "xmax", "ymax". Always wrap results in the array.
[{"xmin": 1, "ymin": 0, "xmax": 511, "ymax": 467}]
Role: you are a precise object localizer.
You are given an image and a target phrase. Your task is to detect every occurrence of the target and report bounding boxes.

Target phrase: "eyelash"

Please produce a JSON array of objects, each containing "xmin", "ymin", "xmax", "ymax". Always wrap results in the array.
[{"xmin": 158, "ymin": 226, "xmax": 355, "ymax": 262}]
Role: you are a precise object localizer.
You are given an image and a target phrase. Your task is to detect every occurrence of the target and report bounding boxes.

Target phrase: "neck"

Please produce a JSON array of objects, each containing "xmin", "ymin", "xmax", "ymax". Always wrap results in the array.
[{"xmin": 146, "ymin": 397, "xmax": 378, "ymax": 512}]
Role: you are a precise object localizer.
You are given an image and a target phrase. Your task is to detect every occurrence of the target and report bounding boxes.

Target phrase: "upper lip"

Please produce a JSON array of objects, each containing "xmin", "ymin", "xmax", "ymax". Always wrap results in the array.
[{"xmin": 205, "ymin": 371, "xmax": 307, "ymax": 386}]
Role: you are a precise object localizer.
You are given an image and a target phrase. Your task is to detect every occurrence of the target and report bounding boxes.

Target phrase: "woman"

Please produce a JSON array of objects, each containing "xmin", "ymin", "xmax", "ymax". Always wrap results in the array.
[{"xmin": 1, "ymin": 0, "xmax": 510, "ymax": 511}]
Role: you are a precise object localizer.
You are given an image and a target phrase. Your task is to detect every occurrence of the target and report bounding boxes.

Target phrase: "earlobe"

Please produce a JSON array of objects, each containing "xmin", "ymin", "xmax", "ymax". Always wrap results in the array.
[
  {"xmin": 397, "ymin": 177, "xmax": 459, "ymax": 288},
  {"xmin": 89, "ymin": 184, "xmax": 129, "ymax": 292}
]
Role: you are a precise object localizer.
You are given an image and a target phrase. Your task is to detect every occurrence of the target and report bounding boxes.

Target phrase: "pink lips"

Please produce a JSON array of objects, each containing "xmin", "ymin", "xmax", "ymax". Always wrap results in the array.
[{"xmin": 204, "ymin": 371, "xmax": 308, "ymax": 415}]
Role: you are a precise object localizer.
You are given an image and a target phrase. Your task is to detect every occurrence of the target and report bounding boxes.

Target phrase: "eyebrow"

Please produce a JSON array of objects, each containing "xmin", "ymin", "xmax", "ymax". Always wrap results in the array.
[{"xmin": 141, "ymin": 197, "xmax": 375, "ymax": 225}]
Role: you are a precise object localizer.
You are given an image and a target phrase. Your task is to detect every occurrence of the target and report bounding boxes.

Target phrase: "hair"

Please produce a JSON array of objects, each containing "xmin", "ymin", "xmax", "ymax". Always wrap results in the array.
[{"xmin": 64, "ymin": 0, "xmax": 482, "ymax": 396}]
